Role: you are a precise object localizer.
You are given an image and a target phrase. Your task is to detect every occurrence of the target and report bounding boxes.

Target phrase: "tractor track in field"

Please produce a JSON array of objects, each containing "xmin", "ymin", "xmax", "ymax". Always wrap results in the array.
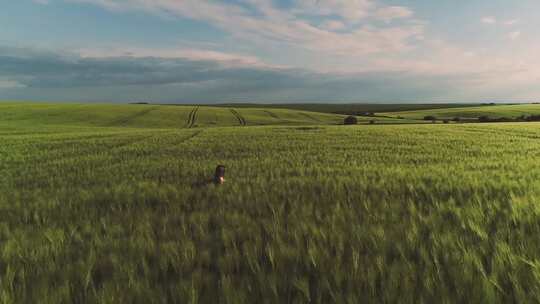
[
  {"xmin": 109, "ymin": 106, "xmax": 159, "ymax": 126},
  {"xmin": 178, "ymin": 130, "xmax": 204, "ymax": 144},
  {"xmin": 298, "ymin": 112, "xmax": 322, "ymax": 123},
  {"xmin": 263, "ymin": 110, "xmax": 280, "ymax": 120},
  {"xmin": 186, "ymin": 106, "xmax": 200, "ymax": 128},
  {"xmin": 46, "ymin": 133, "xmax": 159, "ymax": 165},
  {"xmin": 230, "ymin": 109, "xmax": 247, "ymax": 126}
]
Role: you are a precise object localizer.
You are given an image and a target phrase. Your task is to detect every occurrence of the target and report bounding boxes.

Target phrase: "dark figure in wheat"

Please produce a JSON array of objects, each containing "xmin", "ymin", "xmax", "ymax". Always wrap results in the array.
[
  {"xmin": 213, "ymin": 165, "xmax": 226, "ymax": 185},
  {"xmin": 191, "ymin": 165, "xmax": 226, "ymax": 188}
]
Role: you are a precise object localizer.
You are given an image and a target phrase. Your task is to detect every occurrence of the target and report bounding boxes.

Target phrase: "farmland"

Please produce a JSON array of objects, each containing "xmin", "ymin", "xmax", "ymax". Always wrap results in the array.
[
  {"xmin": 215, "ymin": 103, "xmax": 483, "ymax": 115},
  {"xmin": 0, "ymin": 102, "xmax": 344, "ymax": 128},
  {"xmin": 0, "ymin": 102, "xmax": 429, "ymax": 129},
  {"xmin": 384, "ymin": 103, "xmax": 540, "ymax": 121},
  {"xmin": 3, "ymin": 103, "xmax": 540, "ymax": 303}
]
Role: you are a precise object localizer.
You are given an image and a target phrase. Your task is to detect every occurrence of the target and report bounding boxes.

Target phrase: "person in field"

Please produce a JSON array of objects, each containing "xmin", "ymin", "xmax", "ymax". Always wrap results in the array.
[{"xmin": 213, "ymin": 165, "xmax": 225, "ymax": 184}]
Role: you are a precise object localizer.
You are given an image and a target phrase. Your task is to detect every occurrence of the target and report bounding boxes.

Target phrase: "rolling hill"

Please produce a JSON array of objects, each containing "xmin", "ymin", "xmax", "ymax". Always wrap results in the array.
[
  {"xmin": 4, "ymin": 102, "xmax": 540, "ymax": 302},
  {"xmin": 383, "ymin": 103, "xmax": 540, "ymax": 120},
  {"xmin": 0, "ymin": 102, "xmax": 423, "ymax": 129},
  {"xmin": 216, "ymin": 103, "xmax": 484, "ymax": 115}
]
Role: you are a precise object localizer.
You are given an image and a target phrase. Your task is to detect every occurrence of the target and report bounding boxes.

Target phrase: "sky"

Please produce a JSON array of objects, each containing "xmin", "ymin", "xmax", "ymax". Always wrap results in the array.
[{"xmin": 0, "ymin": 0, "xmax": 539, "ymax": 103}]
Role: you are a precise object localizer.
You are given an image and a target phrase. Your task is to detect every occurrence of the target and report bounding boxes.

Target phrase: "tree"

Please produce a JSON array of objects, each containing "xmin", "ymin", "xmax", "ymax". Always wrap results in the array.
[
  {"xmin": 344, "ymin": 116, "xmax": 358, "ymax": 125},
  {"xmin": 478, "ymin": 116, "xmax": 490, "ymax": 122}
]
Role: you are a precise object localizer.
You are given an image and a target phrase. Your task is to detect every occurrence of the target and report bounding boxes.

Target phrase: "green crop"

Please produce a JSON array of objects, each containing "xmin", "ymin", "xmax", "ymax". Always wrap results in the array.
[
  {"xmin": 2, "ymin": 103, "xmax": 540, "ymax": 303},
  {"xmin": 0, "ymin": 102, "xmax": 425, "ymax": 128},
  {"xmin": 384, "ymin": 103, "xmax": 540, "ymax": 120}
]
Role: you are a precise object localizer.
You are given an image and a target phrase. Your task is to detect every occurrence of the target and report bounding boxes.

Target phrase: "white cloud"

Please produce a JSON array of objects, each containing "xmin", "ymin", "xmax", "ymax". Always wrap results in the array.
[
  {"xmin": 69, "ymin": 0, "xmax": 524, "ymax": 84},
  {"xmin": 319, "ymin": 20, "xmax": 346, "ymax": 31},
  {"xmin": 504, "ymin": 19, "xmax": 519, "ymax": 26},
  {"xmin": 0, "ymin": 80, "xmax": 25, "ymax": 89},
  {"xmin": 78, "ymin": 47, "xmax": 282, "ymax": 68},
  {"xmin": 509, "ymin": 31, "xmax": 521, "ymax": 40},
  {"xmin": 481, "ymin": 17, "xmax": 497, "ymax": 24},
  {"xmin": 292, "ymin": 0, "xmax": 374, "ymax": 22},
  {"xmin": 69, "ymin": 0, "xmax": 422, "ymax": 58},
  {"xmin": 374, "ymin": 6, "xmax": 414, "ymax": 22},
  {"xmin": 14, "ymin": 1, "xmax": 540, "ymax": 101},
  {"xmin": 481, "ymin": 17, "xmax": 520, "ymax": 27}
]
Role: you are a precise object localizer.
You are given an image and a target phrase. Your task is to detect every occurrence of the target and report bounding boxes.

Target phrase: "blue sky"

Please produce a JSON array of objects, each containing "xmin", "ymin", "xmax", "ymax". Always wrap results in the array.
[{"xmin": 1, "ymin": 0, "xmax": 539, "ymax": 103}]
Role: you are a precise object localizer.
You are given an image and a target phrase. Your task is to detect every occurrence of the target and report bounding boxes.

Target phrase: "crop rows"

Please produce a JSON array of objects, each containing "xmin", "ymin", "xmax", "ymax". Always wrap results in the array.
[{"xmin": 2, "ymin": 123, "xmax": 540, "ymax": 302}]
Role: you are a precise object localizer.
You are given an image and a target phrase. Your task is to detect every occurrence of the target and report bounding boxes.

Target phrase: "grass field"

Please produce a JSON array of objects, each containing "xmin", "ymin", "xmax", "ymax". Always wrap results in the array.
[
  {"xmin": 0, "ymin": 102, "xmax": 427, "ymax": 129},
  {"xmin": 3, "ymin": 103, "xmax": 540, "ymax": 302},
  {"xmin": 216, "ymin": 103, "xmax": 483, "ymax": 115},
  {"xmin": 0, "ymin": 102, "xmax": 343, "ymax": 128},
  {"xmin": 384, "ymin": 103, "xmax": 540, "ymax": 121}
]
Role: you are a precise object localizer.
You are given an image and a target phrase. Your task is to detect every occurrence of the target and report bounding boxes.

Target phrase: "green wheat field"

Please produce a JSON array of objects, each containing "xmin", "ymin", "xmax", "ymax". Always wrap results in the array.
[{"xmin": 3, "ymin": 102, "xmax": 540, "ymax": 303}]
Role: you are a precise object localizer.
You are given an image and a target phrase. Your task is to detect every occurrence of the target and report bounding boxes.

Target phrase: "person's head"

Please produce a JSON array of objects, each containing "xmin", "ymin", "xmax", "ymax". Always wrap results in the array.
[{"xmin": 214, "ymin": 165, "xmax": 225, "ymax": 184}]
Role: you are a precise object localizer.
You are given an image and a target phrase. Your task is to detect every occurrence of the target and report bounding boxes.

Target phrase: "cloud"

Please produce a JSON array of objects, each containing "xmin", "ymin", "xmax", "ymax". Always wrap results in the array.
[
  {"xmin": 481, "ymin": 17, "xmax": 497, "ymax": 24},
  {"xmin": 67, "ymin": 0, "xmax": 422, "ymax": 57},
  {"xmin": 481, "ymin": 17, "xmax": 521, "ymax": 27},
  {"xmin": 0, "ymin": 45, "xmax": 485, "ymax": 102},
  {"xmin": 0, "ymin": 46, "xmax": 287, "ymax": 88},
  {"xmin": 14, "ymin": 1, "xmax": 540, "ymax": 102},
  {"xmin": 292, "ymin": 0, "xmax": 374, "ymax": 21},
  {"xmin": 508, "ymin": 31, "xmax": 521, "ymax": 40},
  {"xmin": 319, "ymin": 20, "xmax": 346, "ymax": 31},
  {"xmin": 0, "ymin": 80, "xmax": 25, "ymax": 89},
  {"xmin": 77, "ymin": 48, "xmax": 276, "ymax": 68},
  {"xmin": 2, "ymin": 45, "xmax": 540, "ymax": 103},
  {"xmin": 374, "ymin": 6, "xmax": 414, "ymax": 22},
  {"xmin": 504, "ymin": 19, "xmax": 519, "ymax": 26}
]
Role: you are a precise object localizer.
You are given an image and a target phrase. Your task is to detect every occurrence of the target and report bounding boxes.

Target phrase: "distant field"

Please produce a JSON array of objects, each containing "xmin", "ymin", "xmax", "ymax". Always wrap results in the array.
[
  {"xmin": 216, "ymin": 103, "xmax": 484, "ymax": 114},
  {"xmin": 0, "ymin": 102, "xmax": 426, "ymax": 128},
  {"xmin": 384, "ymin": 103, "xmax": 540, "ymax": 120},
  {"xmin": 0, "ymin": 102, "xmax": 342, "ymax": 128},
  {"xmin": 4, "ymin": 103, "xmax": 540, "ymax": 302}
]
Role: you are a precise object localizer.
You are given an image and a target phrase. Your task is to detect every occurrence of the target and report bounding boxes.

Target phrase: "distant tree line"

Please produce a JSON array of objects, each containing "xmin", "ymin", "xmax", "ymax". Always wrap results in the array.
[
  {"xmin": 478, "ymin": 115, "xmax": 540, "ymax": 123},
  {"xmin": 423, "ymin": 114, "xmax": 540, "ymax": 123}
]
